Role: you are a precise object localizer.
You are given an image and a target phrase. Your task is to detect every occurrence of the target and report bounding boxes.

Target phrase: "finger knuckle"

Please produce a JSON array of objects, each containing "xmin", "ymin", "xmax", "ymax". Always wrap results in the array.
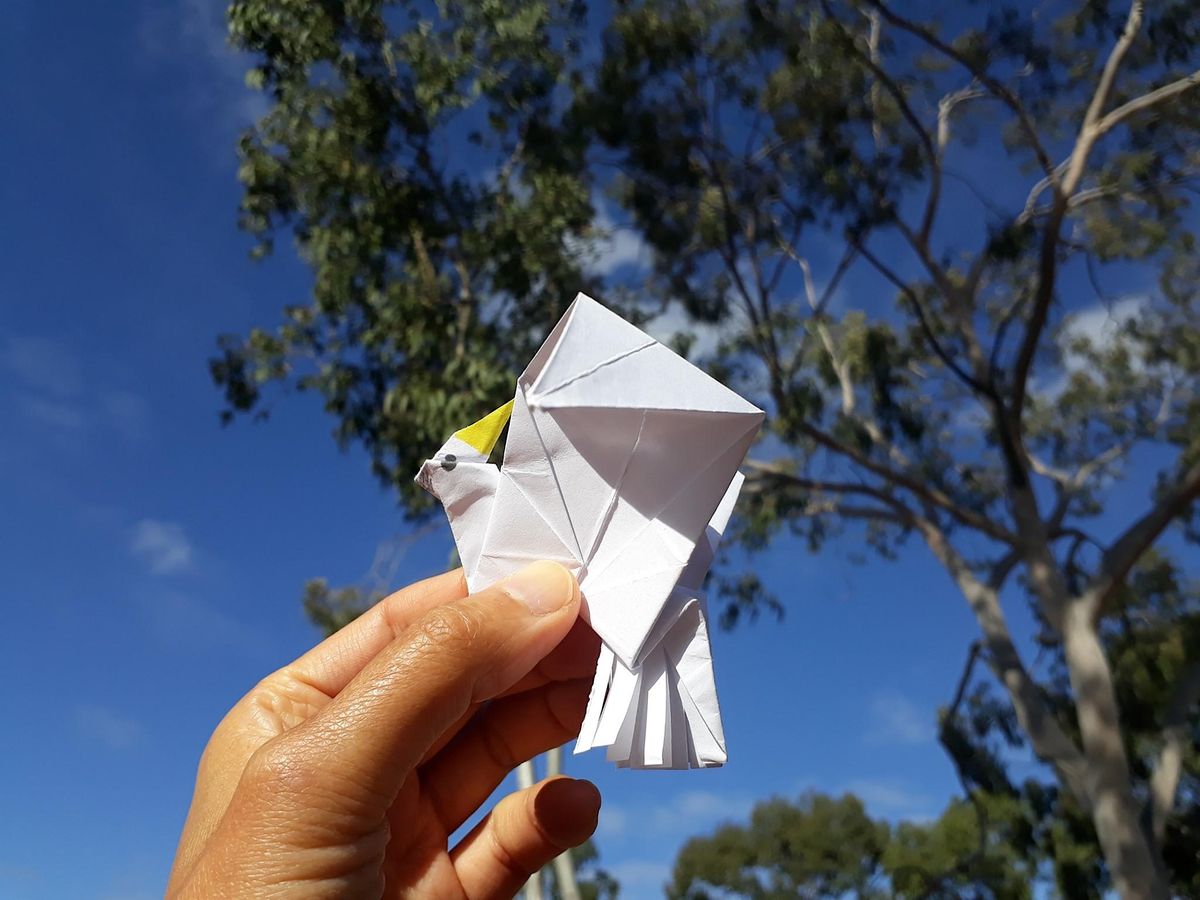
[
  {"xmin": 489, "ymin": 826, "xmax": 538, "ymax": 884},
  {"xmin": 545, "ymin": 685, "xmax": 585, "ymax": 736},
  {"xmin": 411, "ymin": 603, "xmax": 483, "ymax": 656},
  {"xmin": 242, "ymin": 735, "xmax": 320, "ymax": 795},
  {"xmin": 478, "ymin": 717, "xmax": 522, "ymax": 773},
  {"xmin": 248, "ymin": 671, "xmax": 330, "ymax": 733}
]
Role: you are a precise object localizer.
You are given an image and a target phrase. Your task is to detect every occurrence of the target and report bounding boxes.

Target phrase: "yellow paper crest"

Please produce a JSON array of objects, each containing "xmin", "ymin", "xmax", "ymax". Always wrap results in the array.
[{"xmin": 452, "ymin": 399, "xmax": 514, "ymax": 457}]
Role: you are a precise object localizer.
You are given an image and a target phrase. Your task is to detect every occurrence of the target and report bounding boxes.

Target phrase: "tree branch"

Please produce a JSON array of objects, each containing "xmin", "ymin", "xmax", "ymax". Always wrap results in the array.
[
  {"xmin": 1083, "ymin": 2, "xmax": 1144, "ymax": 139},
  {"xmin": 1062, "ymin": 0, "xmax": 1144, "ymax": 197},
  {"xmin": 933, "ymin": 640, "xmax": 992, "ymax": 892},
  {"xmin": 1008, "ymin": 211, "xmax": 1062, "ymax": 419},
  {"xmin": 945, "ymin": 641, "xmax": 983, "ymax": 716},
  {"xmin": 938, "ymin": 82, "xmax": 985, "ymax": 154},
  {"xmin": 1045, "ymin": 385, "xmax": 1176, "ymax": 533},
  {"xmin": 1148, "ymin": 661, "xmax": 1200, "ymax": 845},
  {"xmin": 742, "ymin": 464, "xmax": 913, "ymax": 527},
  {"xmin": 1028, "ymin": 452, "xmax": 1073, "ymax": 486},
  {"xmin": 1085, "ymin": 457, "xmax": 1200, "ymax": 615},
  {"xmin": 693, "ymin": 139, "xmax": 788, "ymax": 396},
  {"xmin": 865, "ymin": 0, "xmax": 1055, "ymax": 177},
  {"xmin": 743, "ymin": 461, "xmax": 909, "ymax": 513},
  {"xmin": 788, "ymin": 410, "xmax": 1019, "ymax": 544},
  {"xmin": 1095, "ymin": 69, "xmax": 1200, "ymax": 139},
  {"xmin": 797, "ymin": 257, "xmax": 856, "ymax": 414},
  {"xmin": 915, "ymin": 516, "xmax": 1091, "ymax": 806},
  {"xmin": 987, "ymin": 548, "xmax": 1022, "ymax": 591},
  {"xmin": 775, "ymin": 232, "xmax": 858, "ymax": 378},
  {"xmin": 1011, "ymin": 0, "xmax": 1145, "ymax": 429},
  {"xmin": 853, "ymin": 239, "xmax": 990, "ymax": 396},
  {"xmin": 857, "ymin": 236, "xmax": 1020, "ymax": 498},
  {"xmin": 835, "ymin": 16, "xmax": 942, "ymax": 244},
  {"xmin": 866, "ymin": 8, "xmax": 885, "ymax": 149},
  {"xmin": 785, "ymin": 245, "xmax": 928, "ymax": 477}
]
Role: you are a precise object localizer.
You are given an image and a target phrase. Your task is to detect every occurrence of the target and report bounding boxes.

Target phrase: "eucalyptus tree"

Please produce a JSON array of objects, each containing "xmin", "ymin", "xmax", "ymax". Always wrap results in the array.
[{"xmin": 215, "ymin": 1, "xmax": 1200, "ymax": 894}]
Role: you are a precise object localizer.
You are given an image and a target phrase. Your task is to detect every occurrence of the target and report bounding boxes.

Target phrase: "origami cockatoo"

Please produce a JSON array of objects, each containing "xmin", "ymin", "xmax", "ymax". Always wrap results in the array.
[{"xmin": 416, "ymin": 294, "xmax": 763, "ymax": 768}]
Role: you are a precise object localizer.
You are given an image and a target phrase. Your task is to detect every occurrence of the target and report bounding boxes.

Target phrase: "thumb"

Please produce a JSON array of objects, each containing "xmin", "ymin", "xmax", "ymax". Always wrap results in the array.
[{"xmin": 249, "ymin": 561, "xmax": 580, "ymax": 812}]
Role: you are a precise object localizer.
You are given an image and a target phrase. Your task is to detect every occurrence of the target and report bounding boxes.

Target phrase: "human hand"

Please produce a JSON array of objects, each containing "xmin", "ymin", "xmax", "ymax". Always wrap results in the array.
[{"xmin": 167, "ymin": 561, "xmax": 602, "ymax": 899}]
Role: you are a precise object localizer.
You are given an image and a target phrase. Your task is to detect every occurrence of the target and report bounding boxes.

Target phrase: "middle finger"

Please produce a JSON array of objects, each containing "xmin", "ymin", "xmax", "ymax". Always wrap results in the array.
[{"xmin": 420, "ymin": 678, "xmax": 591, "ymax": 834}]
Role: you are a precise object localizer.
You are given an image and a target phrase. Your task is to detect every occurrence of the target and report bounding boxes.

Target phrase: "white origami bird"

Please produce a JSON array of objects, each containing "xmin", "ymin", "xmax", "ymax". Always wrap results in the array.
[{"xmin": 416, "ymin": 294, "xmax": 763, "ymax": 768}]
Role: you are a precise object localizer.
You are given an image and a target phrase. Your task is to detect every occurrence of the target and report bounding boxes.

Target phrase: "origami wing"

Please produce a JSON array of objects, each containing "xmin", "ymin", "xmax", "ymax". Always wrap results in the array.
[
  {"xmin": 507, "ymin": 295, "xmax": 763, "ymax": 666},
  {"xmin": 417, "ymin": 293, "xmax": 762, "ymax": 770},
  {"xmin": 575, "ymin": 473, "xmax": 742, "ymax": 768}
]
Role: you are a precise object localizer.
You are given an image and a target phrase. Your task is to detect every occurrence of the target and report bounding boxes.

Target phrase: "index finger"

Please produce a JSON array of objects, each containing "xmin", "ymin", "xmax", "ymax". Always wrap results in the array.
[
  {"xmin": 282, "ymin": 568, "xmax": 468, "ymax": 699},
  {"xmin": 277, "ymin": 561, "xmax": 581, "ymax": 810}
]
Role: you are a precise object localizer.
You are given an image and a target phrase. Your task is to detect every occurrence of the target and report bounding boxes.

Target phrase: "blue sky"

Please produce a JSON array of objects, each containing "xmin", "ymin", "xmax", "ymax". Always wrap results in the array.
[{"xmin": 1, "ymin": 2, "xmax": 1184, "ymax": 899}]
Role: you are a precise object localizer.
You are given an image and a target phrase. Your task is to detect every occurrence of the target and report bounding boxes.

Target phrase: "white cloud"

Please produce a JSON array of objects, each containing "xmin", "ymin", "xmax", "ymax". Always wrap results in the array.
[
  {"xmin": 597, "ymin": 803, "xmax": 629, "ymax": 838},
  {"xmin": 73, "ymin": 705, "xmax": 144, "ymax": 751},
  {"xmin": 130, "ymin": 519, "xmax": 194, "ymax": 575},
  {"xmin": 866, "ymin": 690, "xmax": 931, "ymax": 746},
  {"xmin": 606, "ymin": 860, "xmax": 671, "ymax": 896},
  {"xmin": 1060, "ymin": 294, "xmax": 1148, "ymax": 375},
  {"xmin": 18, "ymin": 395, "xmax": 88, "ymax": 431},
  {"xmin": 582, "ymin": 200, "xmax": 653, "ymax": 277},
  {"xmin": 958, "ymin": 294, "xmax": 1155, "ymax": 428},
  {"xmin": 1, "ymin": 334, "xmax": 150, "ymax": 443},
  {"xmin": 654, "ymin": 789, "xmax": 752, "ymax": 829},
  {"xmin": 1036, "ymin": 294, "xmax": 1151, "ymax": 400},
  {"xmin": 647, "ymin": 788, "xmax": 754, "ymax": 834},
  {"xmin": 844, "ymin": 778, "xmax": 935, "ymax": 821},
  {"xmin": 139, "ymin": 0, "xmax": 267, "ymax": 132},
  {"xmin": 595, "ymin": 229, "xmax": 652, "ymax": 275},
  {"xmin": 603, "ymin": 789, "xmax": 754, "ymax": 841},
  {"xmin": 98, "ymin": 390, "xmax": 151, "ymax": 443},
  {"xmin": 0, "ymin": 335, "xmax": 82, "ymax": 397},
  {"xmin": 135, "ymin": 589, "xmax": 261, "ymax": 656},
  {"xmin": 643, "ymin": 303, "xmax": 726, "ymax": 360}
]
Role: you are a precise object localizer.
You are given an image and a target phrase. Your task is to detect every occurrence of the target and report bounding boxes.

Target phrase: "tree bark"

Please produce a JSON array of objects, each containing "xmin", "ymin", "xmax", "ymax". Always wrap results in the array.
[
  {"xmin": 1149, "ymin": 662, "xmax": 1200, "ymax": 844},
  {"xmin": 1061, "ymin": 601, "xmax": 1168, "ymax": 899},
  {"xmin": 516, "ymin": 759, "xmax": 543, "ymax": 900},
  {"xmin": 546, "ymin": 746, "xmax": 583, "ymax": 900}
]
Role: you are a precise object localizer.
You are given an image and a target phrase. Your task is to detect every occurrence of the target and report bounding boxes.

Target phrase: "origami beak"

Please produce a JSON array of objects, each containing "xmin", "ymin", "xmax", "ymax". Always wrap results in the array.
[
  {"xmin": 448, "ymin": 399, "xmax": 513, "ymax": 461},
  {"xmin": 415, "ymin": 399, "xmax": 512, "ymax": 503}
]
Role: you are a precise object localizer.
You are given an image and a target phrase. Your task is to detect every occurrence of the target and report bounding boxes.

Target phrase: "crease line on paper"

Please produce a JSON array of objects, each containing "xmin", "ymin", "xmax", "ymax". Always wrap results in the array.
[{"xmin": 532, "ymin": 340, "xmax": 657, "ymax": 400}]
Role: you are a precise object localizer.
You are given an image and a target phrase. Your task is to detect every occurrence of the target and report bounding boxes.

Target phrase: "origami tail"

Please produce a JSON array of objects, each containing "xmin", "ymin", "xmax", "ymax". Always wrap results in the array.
[
  {"xmin": 415, "ymin": 401, "xmax": 513, "ymax": 580},
  {"xmin": 572, "ymin": 473, "xmax": 742, "ymax": 769},
  {"xmin": 574, "ymin": 589, "xmax": 726, "ymax": 768}
]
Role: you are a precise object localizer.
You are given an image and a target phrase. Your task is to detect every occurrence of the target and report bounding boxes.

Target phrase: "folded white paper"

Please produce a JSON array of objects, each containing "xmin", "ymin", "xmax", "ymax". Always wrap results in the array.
[{"xmin": 416, "ymin": 293, "xmax": 763, "ymax": 769}]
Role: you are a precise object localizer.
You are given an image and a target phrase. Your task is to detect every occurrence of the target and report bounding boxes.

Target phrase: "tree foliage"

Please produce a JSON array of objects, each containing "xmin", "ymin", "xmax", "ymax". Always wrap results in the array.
[
  {"xmin": 302, "ymin": 577, "xmax": 383, "ymax": 636},
  {"xmin": 215, "ymin": 0, "xmax": 599, "ymax": 509},
  {"xmin": 669, "ymin": 791, "xmax": 1034, "ymax": 899},
  {"xmin": 546, "ymin": 839, "xmax": 620, "ymax": 900},
  {"xmin": 216, "ymin": 0, "xmax": 1200, "ymax": 895},
  {"xmin": 939, "ymin": 551, "xmax": 1200, "ymax": 897}
]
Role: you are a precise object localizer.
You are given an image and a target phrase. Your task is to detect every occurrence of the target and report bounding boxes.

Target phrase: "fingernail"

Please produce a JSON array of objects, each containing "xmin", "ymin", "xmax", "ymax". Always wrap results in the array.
[
  {"xmin": 504, "ymin": 561, "xmax": 575, "ymax": 615},
  {"xmin": 535, "ymin": 778, "xmax": 602, "ymax": 846}
]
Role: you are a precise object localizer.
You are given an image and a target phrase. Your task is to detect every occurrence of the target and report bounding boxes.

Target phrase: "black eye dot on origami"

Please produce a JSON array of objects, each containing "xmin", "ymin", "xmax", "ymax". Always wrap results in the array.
[{"xmin": 441, "ymin": 453, "xmax": 458, "ymax": 471}]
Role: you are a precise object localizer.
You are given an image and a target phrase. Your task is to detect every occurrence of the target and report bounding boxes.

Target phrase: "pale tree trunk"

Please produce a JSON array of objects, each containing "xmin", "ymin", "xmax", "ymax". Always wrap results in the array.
[
  {"xmin": 516, "ymin": 759, "xmax": 543, "ymax": 900},
  {"xmin": 518, "ymin": 750, "xmax": 582, "ymax": 900},
  {"xmin": 916, "ymin": 519, "xmax": 1172, "ymax": 898},
  {"xmin": 732, "ymin": 2, "xmax": 1200, "ymax": 893},
  {"xmin": 1009, "ymin": 517, "xmax": 1170, "ymax": 896},
  {"xmin": 1061, "ymin": 601, "xmax": 1168, "ymax": 899},
  {"xmin": 546, "ymin": 746, "xmax": 583, "ymax": 900}
]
